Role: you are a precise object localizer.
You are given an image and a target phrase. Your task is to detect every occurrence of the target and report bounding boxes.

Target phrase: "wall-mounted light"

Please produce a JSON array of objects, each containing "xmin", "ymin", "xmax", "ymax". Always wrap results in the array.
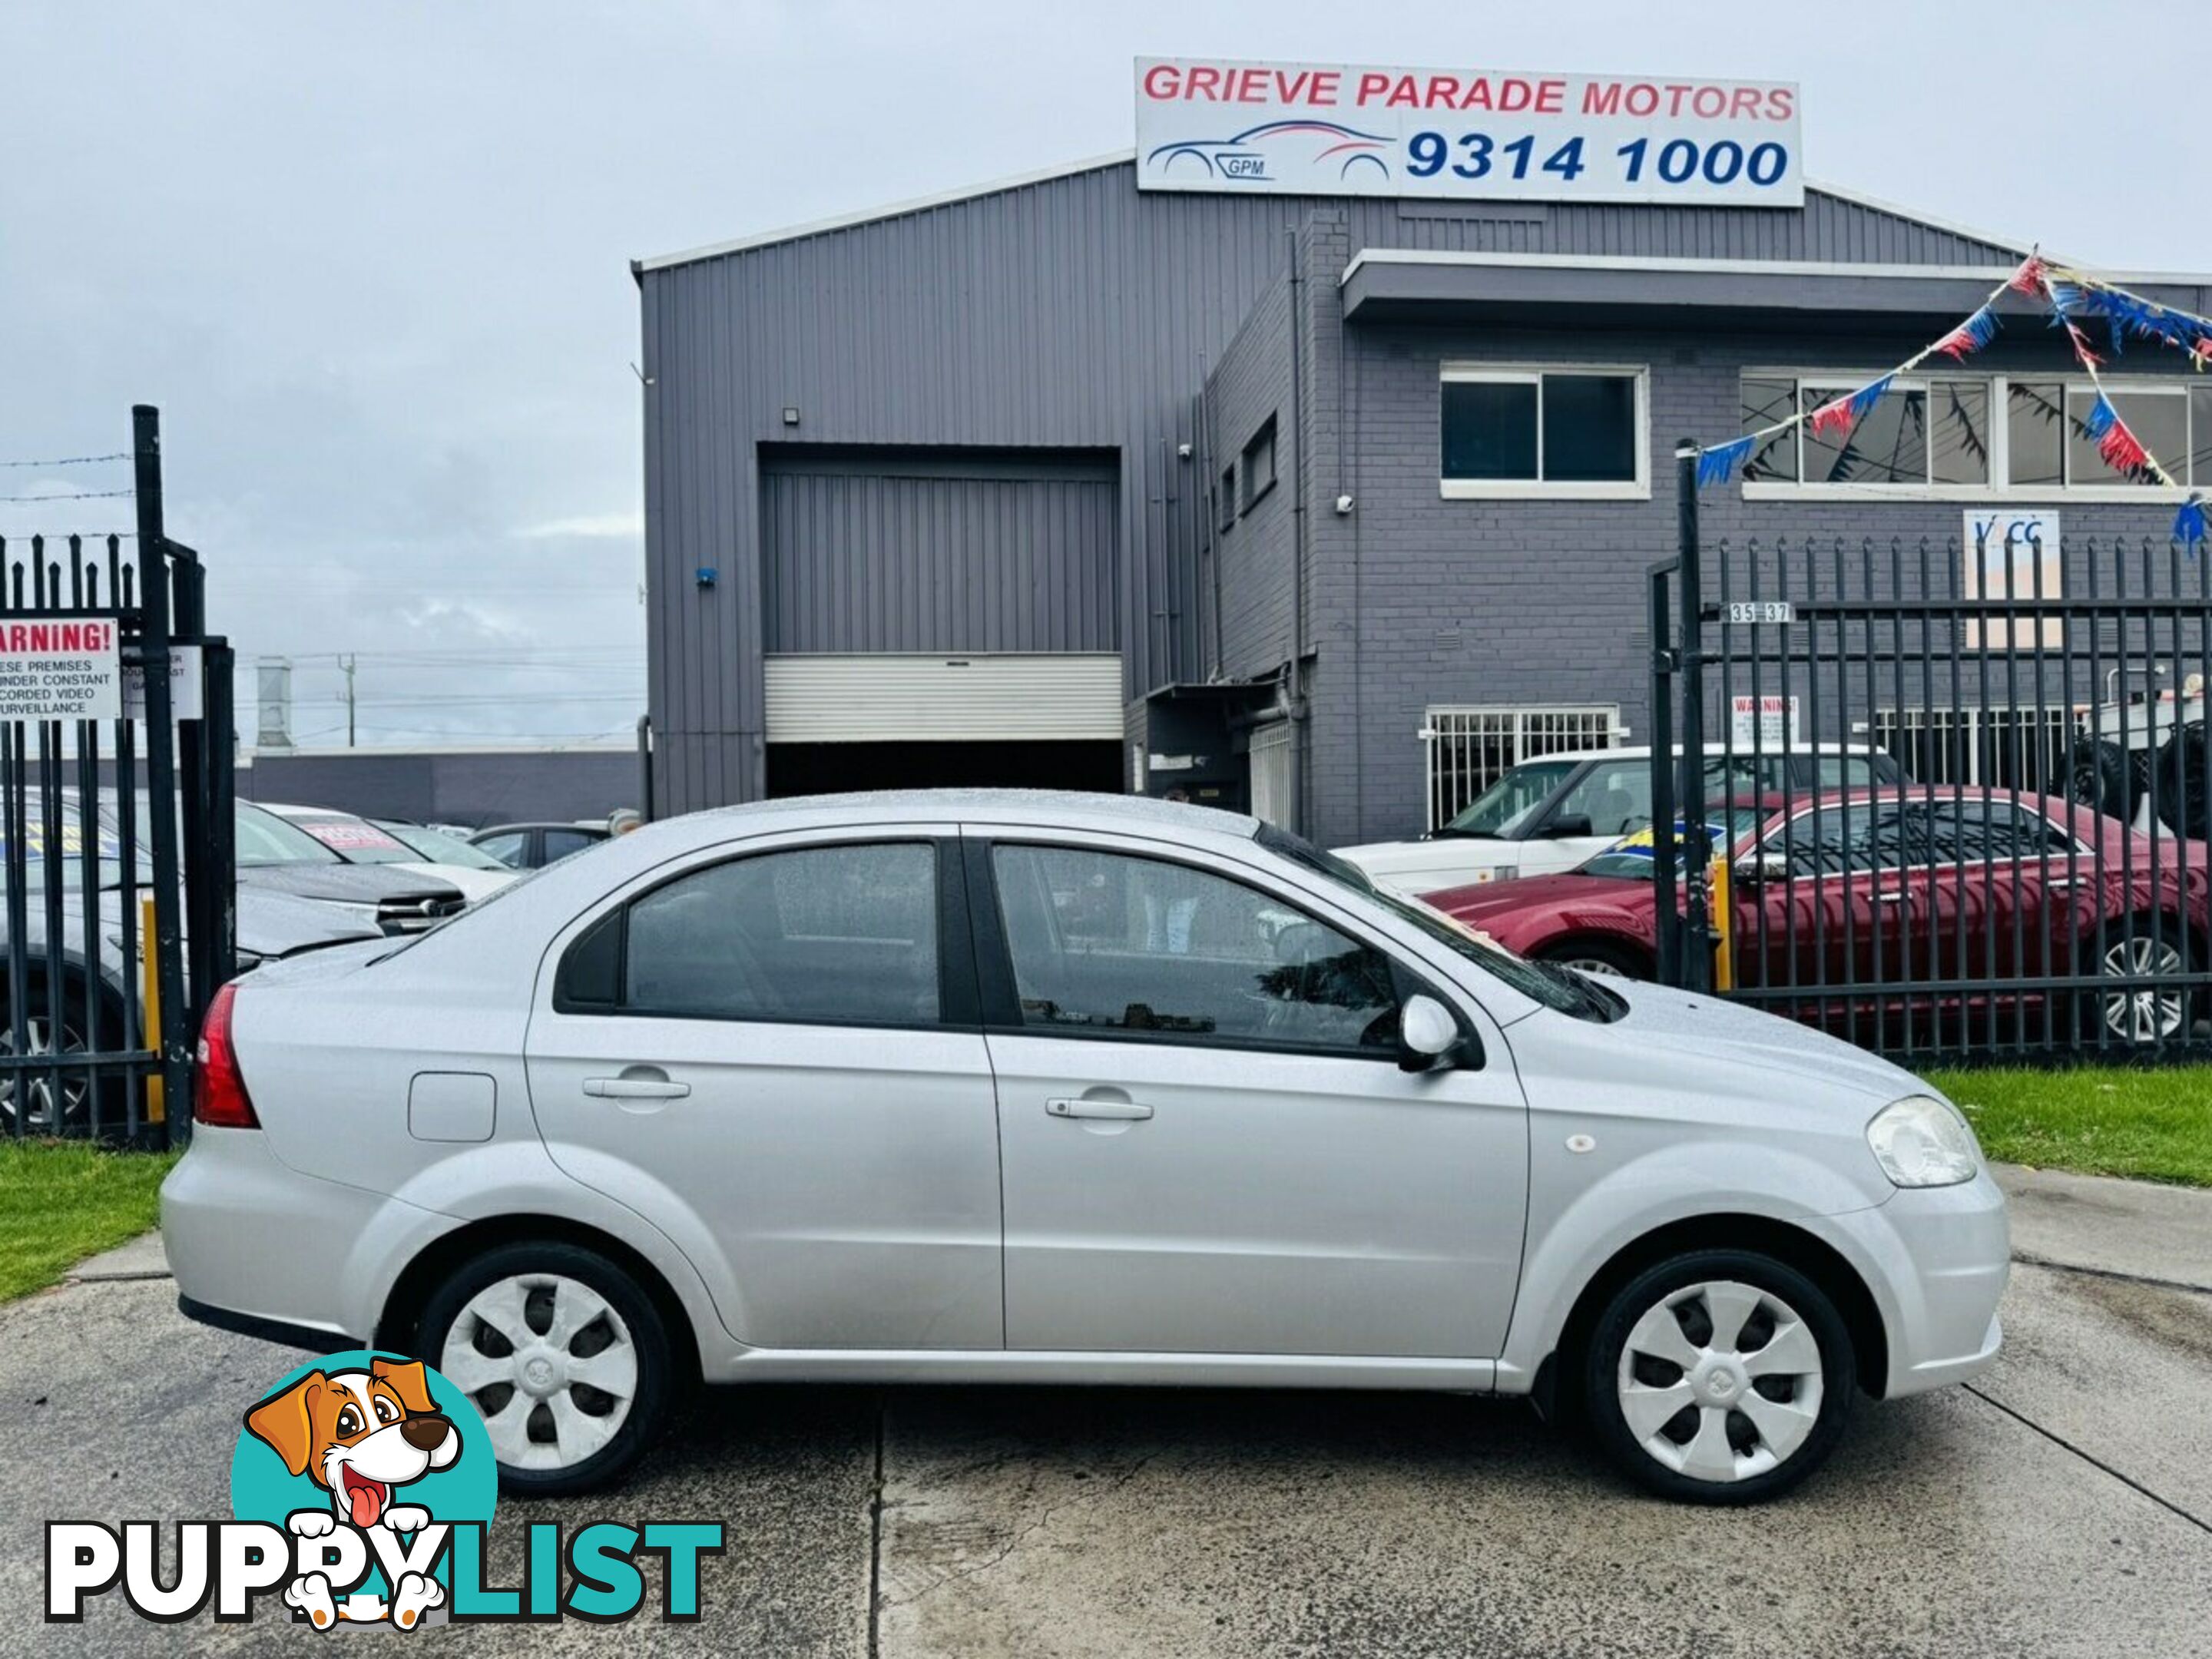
[
  {"xmin": 781, "ymin": 406, "xmax": 801, "ymax": 426},
  {"xmin": 696, "ymin": 566, "xmax": 719, "ymax": 588}
]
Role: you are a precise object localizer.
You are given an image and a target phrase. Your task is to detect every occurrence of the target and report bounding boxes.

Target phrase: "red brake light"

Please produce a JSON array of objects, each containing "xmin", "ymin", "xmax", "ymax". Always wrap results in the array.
[{"xmin": 193, "ymin": 981, "xmax": 260, "ymax": 1129}]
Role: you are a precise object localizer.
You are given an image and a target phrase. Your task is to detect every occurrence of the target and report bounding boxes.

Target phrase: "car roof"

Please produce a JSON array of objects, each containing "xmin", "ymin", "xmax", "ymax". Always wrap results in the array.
[
  {"xmin": 618, "ymin": 789, "xmax": 1263, "ymax": 846},
  {"xmin": 472, "ymin": 821, "xmax": 609, "ymax": 835},
  {"xmin": 1515, "ymin": 743, "xmax": 1888, "ymax": 765},
  {"xmin": 258, "ymin": 803, "xmax": 359, "ymax": 820}
]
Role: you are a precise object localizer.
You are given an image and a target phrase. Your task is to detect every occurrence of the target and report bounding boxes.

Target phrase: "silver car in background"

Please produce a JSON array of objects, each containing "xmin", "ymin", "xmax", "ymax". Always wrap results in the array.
[{"xmin": 163, "ymin": 791, "xmax": 2006, "ymax": 1504}]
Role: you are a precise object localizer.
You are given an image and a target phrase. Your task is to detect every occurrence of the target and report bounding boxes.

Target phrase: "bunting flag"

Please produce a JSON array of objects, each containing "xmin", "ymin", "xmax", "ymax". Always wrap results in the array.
[
  {"xmin": 2177, "ymin": 495, "xmax": 2208, "ymax": 545},
  {"xmin": 1687, "ymin": 248, "xmax": 2212, "ymax": 549},
  {"xmin": 1696, "ymin": 435, "xmax": 1757, "ymax": 488},
  {"xmin": 1932, "ymin": 305, "xmax": 2000, "ymax": 360}
]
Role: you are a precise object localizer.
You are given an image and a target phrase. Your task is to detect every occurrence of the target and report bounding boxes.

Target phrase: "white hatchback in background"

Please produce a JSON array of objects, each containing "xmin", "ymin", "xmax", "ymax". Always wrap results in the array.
[
  {"xmin": 1336, "ymin": 744, "xmax": 1909, "ymax": 896},
  {"xmin": 164, "ymin": 790, "xmax": 2005, "ymax": 1507},
  {"xmin": 260, "ymin": 804, "xmax": 518, "ymax": 903}
]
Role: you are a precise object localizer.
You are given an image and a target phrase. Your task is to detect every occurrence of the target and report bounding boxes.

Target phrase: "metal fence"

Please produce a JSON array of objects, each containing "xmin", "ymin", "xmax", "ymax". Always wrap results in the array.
[
  {"xmin": 1651, "ymin": 465, "xmax": 2212, "ymax": 1066},
  {"xmin": 1420, "ymin": 704, "xmax": 1623, "ymax": 830},
  {"xmin": 1, "ymin": 406, "xmax": 234, "ymax": 1142}
]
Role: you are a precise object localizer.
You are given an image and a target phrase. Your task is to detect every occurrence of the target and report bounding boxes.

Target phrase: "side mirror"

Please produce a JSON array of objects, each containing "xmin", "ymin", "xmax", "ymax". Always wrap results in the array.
[
  {"xmin": 1397, "ymin": 994, "xmax": 1462, "ymax": 1072},
  {"xmin": 1546, "ymin": 813, "xmax": 1594, "ymax": 839},
  {"xmin": 1733, "ymin": 852, "xmax": 1790, "ymax": 887}
]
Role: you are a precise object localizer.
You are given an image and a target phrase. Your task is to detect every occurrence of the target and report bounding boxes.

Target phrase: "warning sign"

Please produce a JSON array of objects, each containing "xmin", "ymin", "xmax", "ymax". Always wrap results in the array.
[{"xmin": 0, "ymin": 621, "xmax": 123, "ymax": 720}]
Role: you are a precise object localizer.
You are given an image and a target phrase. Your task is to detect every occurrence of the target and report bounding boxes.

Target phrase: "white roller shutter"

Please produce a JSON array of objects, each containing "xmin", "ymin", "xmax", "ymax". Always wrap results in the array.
[{"xmin": 764, "ymin": 653, "xmax": 1123, "ymax": 743}]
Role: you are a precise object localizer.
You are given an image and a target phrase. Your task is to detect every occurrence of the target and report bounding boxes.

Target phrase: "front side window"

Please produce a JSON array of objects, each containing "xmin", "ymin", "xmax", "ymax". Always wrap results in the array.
[
  {"xmin": 618, "ymin": 842, "xmax": 939, "ymax": 1025},
  {"xmin": 1440, "ymin": 759, "xmax": 1581, "ymax": 838},
  {"xmin": 1544, "ymin": 760, "xmax": 1654, "ymax": 838},
  {"xmin": 473, "ymin": 831, "xmax": 527, "ymax": 867},
  {"xmin": 990, "ymin": 844, "xmax": 1399, "ymax": 1053},
  {"xmin": 1442, "ymin": 368, "xmax": 1643, "ymax": 492}
]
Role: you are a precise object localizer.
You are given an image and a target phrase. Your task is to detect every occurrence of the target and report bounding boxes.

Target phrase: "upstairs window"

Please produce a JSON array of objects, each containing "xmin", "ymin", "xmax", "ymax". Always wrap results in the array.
[
  {"xmin": 1441, "ymin": 366, "xmax": 1646, "ymax": 497},
  {"xmin": 1741, "ymin": 373, "xmax": 2212, "ymax": 492},
  {"xmin": 1240, "ymin": 417, "xmax": 1277, "ymax": 512}
]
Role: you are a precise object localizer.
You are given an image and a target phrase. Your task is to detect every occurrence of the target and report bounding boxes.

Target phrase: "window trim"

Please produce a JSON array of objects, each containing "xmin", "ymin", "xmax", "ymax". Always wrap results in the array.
[
  {"xmin": 1750, "ymin": 799, "xmax": 2094, "ymax": 878},
  {"xmin": 1239, "ymin": 416, "xmax": 1277, "ymax": 514},
  {"xmin": 1438, "ymin": 362, "xmax": 1651, "ymax": 501},
  {"xmin": 967, "ymin": 834, "xmax": 1419, "ymax": 1064},
  {"xmin": 549, "ymin": 834, "xmax": 976, "ymax": 1032},
  {"xmin": 1739, "ymin": 367, "xmax": 2202, "ymax": 502}
]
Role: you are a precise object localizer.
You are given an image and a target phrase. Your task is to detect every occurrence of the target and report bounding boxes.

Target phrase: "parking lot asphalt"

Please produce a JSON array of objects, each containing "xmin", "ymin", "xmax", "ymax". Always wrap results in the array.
[{"xmin": 2, "ymin": 1167, "xmax": 2207, "ymax": 1657}]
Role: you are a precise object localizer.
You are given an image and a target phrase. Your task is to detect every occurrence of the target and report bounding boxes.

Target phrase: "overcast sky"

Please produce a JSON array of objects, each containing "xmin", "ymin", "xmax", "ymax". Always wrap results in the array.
[{"xmin": 2, "ymin": 1, "xmax": 2203, "ymax": 748}]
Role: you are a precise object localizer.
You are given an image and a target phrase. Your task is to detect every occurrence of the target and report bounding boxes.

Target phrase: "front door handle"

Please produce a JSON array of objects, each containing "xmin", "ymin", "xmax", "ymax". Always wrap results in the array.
[
  {"xmin": 584, "ymin": 1070, "xmax": 690, "ymax": 1101},
  {"xmin": 1873, "ymin": 891, "xmax": 1908, "ymax": 905},
  {"xmin": 1046, "ymin": 1097, "xmax": 1154, "ymax": 1121}
]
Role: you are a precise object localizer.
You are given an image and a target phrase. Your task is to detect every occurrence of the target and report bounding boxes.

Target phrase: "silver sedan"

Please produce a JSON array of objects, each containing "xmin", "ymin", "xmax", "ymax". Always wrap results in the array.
[{"xmin": 162, "ymin": 790, "xmax": 2006, "ymax": 1504}]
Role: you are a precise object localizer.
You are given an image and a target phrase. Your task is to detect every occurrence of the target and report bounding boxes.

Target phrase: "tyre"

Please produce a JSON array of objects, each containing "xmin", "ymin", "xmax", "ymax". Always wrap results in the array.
[
  {"xmin": 0, "ymin": 978, "xmax": 127, "ymax": 1139},
  {"xmin": 1537, "ymin": 940, "xmax": 1650, "ymax": 981},
  {"xmin": 2155, "ymin": 724, "xmax": 2207, "ymax": 837},
  {"xmin": 416, "ymin": 1241, "xmax": 674, "ymax": 1496},
  {"xmin": 1582, "ymin": 1249, "xmax": 1854, "ymax": 1504},
  {"xmin": 2081, "ymin": 913, "xmax": 2196, "ymax": 1048},
  {"xmin": 2068, "ymin": 736, "xmax": 2143, "ymax": 825}
]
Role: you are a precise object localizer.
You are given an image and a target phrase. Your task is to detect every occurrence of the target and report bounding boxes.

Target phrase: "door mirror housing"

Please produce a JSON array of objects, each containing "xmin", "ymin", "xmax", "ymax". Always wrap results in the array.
[
  {"xmin": 1397, "ymin": 994, "xmax": 1462, "ymax": 1072},
  {"xmin": 1733, "ymin": 851, "xmax": 1790, "ymax": 887},
  {"xmin": 1545, "ymin": 813, "xmax": 1594, "ymax": 839}
]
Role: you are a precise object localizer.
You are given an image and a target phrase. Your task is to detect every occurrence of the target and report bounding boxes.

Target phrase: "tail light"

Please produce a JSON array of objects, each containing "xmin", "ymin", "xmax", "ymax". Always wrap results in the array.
[{"xmin": 194, "ymin": 981, "xmax": 260, "ymax": 1129}]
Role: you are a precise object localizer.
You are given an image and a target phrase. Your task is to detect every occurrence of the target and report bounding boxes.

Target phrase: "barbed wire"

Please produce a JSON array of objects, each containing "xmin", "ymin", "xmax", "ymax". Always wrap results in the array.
[
  {"xmin": 0, "ymin": 452, "xmax": 129, "ymax": 469},
  {"xmin": 0, "ymin": 488, "xmax": 135, "ymax": 503}
]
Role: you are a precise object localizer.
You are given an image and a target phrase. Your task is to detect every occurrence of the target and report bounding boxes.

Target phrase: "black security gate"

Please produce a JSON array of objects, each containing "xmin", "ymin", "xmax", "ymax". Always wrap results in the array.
[
  {"xmin": 1651, "ymin": 445, "xmax": 2212, "ymax": 1067},
  {"xmin": 1, "ymin": 406, "xmax": 235, "ymax": 1142}
]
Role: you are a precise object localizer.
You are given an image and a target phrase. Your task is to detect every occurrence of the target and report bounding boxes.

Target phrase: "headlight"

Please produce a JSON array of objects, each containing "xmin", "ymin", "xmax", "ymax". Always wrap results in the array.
[{"xmin": 1866, "ymin": 1095, "xmax": 1981, "ymax": 1187}]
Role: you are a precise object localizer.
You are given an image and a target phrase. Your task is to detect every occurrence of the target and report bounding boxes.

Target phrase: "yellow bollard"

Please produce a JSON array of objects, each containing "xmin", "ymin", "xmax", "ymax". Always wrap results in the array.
[
  {"xmin": 1709, "ymin": 851, "xmax": 1734, "ymax": 993},
  {"xmin": 140, "ymin": 895, "xmax": 164, "ymax": 1124}
]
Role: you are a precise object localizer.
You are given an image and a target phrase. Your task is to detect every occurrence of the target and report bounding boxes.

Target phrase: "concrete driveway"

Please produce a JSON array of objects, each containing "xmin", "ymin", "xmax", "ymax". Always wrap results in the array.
[{"xmin": 2, "ymin": 1165, "xmax": 2207, "ymax": 1657}]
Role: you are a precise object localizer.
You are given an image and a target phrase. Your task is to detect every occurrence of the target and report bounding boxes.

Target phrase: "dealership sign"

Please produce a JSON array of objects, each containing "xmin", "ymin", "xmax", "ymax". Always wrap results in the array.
[
  {"xmin": 1135, "ymin": 58, "xmax": 1802, "ymax": 205},
  {"xmin": 1964, "ymin": 509, "xmax": 2062, "ymax": 651}
]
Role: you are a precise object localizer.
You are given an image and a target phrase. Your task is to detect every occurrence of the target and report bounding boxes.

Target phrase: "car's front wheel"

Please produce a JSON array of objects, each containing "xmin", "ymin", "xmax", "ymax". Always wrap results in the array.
[
  {"xmin": 1582, "ymin": 1250, "xmax": 1853, "ymax": 1503},
  {"xmin": 416, "ymin": 1241, "xmax": 674, "ymax": 1495}
]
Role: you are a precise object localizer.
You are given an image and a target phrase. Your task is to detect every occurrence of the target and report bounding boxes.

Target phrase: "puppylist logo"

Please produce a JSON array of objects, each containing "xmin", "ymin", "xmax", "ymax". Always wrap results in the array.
[{"xmin": 46, "ymin": 1349, "xmax": 723, "ymax": 1628}]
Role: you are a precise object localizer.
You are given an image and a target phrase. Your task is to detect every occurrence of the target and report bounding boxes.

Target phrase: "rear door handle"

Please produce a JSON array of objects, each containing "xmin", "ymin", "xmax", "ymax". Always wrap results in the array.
[
  {"xmin": 1873, "ymin": 891, "xmax": 1908, "ymax": 904},
  {"xmin": 1046, "ymin": 1097, "xmax": 1154, "ymax": 1121},
  {"xmin": 584, "ymin": 1073, "xmax": 690, "ymax": 1101}
]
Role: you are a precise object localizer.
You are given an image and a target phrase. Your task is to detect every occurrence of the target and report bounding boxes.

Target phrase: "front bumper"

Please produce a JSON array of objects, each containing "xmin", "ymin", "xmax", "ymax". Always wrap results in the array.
[{"xmin": 1810, "ymin": 1167, "xmax": 2010, "ymax": 1398}]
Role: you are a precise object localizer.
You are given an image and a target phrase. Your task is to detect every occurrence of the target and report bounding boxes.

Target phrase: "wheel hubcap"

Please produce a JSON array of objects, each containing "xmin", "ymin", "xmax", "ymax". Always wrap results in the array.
[
  {"xmin": 439, "ymin": 1274, "xmax": 637, "ymax": 1472},
  {"xmin": 1618, "ymin": 1279, "xmax": 1823, "ymax": 1484},
  {"xmin": 1563, "ymin": 957, "xmax": 1623, "ymax": 978},
  {"xmin": 0, "ymin": 1016, "xmax": 90, "ymax": 1131},
  {"xmin": 2101, "ymin": 935, "xmax": 2187, "ymax": 1044}
]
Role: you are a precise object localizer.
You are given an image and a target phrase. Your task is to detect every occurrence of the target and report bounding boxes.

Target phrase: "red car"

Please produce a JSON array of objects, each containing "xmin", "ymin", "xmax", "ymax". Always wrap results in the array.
[{"xmin": 1428, "ymin": 789, "xmax": 2210, "ymax": 1048}]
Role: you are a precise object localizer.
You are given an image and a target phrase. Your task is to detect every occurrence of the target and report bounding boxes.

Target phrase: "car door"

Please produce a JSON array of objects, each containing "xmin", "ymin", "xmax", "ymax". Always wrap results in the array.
[
  {"xmin": 969, "ymin": 831, "xmax": 1528, "ymax": 1359},
  {"xmin": 524, "ymin": 830, "xmax": 1004, "ymax": 1350},
  {"xmin": 1733, "ymin": 803, "xmax": 1906, "ymax": 1034}
]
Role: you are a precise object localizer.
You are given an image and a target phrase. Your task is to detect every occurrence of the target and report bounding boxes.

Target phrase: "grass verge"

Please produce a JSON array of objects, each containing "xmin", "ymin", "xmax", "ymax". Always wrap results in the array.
[
  {"xmin": 1927, "ymin": 1066, "xmax": 2212, "ymax": 1187},
  {"xmin": 0, "ymin": 1141, "xmax": 179, "ymax": 1303}
]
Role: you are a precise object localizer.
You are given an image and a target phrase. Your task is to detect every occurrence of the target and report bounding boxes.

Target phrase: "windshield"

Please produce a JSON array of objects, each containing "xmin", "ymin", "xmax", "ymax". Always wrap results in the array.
[
  {"xmin": 377, "ymin": 820, "xmax": 512, "ymax": 870},
  {"xmin": 1578, "ymin": 806, "xmax": 1775, "ymax": 880},
  {"xmin": 236, "ymin": 803, "xmax": 342, "ymax": 867},
  {"xmin": 1441, "ymin": 760, "xmax": 1580, "ymax": 838},
  {"xmin": 283, "ymin": 814, "xmax": 421, "ymax": 865},
  {"xmin": 1, "ymin": 816, "xmax": 151, "ymax": 892},
  {"xmin": 1257, "ymin": 823, "xmax": 1611, "ymax": 1018}
]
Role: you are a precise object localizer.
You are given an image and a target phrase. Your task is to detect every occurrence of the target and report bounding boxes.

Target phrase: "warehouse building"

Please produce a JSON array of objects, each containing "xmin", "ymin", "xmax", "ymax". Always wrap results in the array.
[{"xmin": 634, "ymin": 70, "xmax": 2212, "ymax": 846}]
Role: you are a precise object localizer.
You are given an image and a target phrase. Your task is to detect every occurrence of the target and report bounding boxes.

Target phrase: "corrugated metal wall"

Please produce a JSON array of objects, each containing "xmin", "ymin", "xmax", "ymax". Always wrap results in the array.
[
  {"xmin": 760, "ymin": 451, "xmax": 1117, "ymax": 654},
  {"xmin": 640, "ymin": 159, "xmax": 2026, "ymax": 813}
]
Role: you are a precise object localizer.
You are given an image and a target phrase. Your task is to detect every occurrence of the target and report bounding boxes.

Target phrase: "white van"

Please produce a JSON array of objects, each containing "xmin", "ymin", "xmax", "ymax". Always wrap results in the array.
[{"xmin": 1336, "ymin": 743, "xmax": 1906, "ymax": 896}]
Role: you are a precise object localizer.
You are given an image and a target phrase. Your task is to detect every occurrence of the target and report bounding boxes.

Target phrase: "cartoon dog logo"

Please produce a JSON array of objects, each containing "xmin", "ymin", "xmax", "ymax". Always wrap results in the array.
[{"xmin": 243, "ymin": 1357, "xmax": 461, "ymax": 1629}]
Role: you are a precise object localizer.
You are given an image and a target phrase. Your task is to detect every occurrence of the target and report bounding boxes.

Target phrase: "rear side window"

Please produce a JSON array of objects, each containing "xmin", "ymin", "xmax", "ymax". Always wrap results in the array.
[
  {"xmin": 542, "ymin": 829, "xmax": 599, "ymax": 863},
  {"xmin": 564, "ymin": 842, "xmax": 939, "ymax": 1025}
]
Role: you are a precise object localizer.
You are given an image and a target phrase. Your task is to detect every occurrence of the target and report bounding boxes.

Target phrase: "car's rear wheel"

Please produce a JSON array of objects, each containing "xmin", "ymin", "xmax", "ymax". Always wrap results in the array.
[
  {"xmin": 1538, "ymin": 941, "xmax": 1649, "ymax": 980},
  {"xmin": 1582, "ymin": 1249, "xmax": 1853, "ymax": 1504},
  {"xmin": 416, "ymin": 1241, "xmax": 673, "ymax": 1495},
  {"xmin": 0, "ymin": 978, "xmax": 129, "ymax": 1139}
]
